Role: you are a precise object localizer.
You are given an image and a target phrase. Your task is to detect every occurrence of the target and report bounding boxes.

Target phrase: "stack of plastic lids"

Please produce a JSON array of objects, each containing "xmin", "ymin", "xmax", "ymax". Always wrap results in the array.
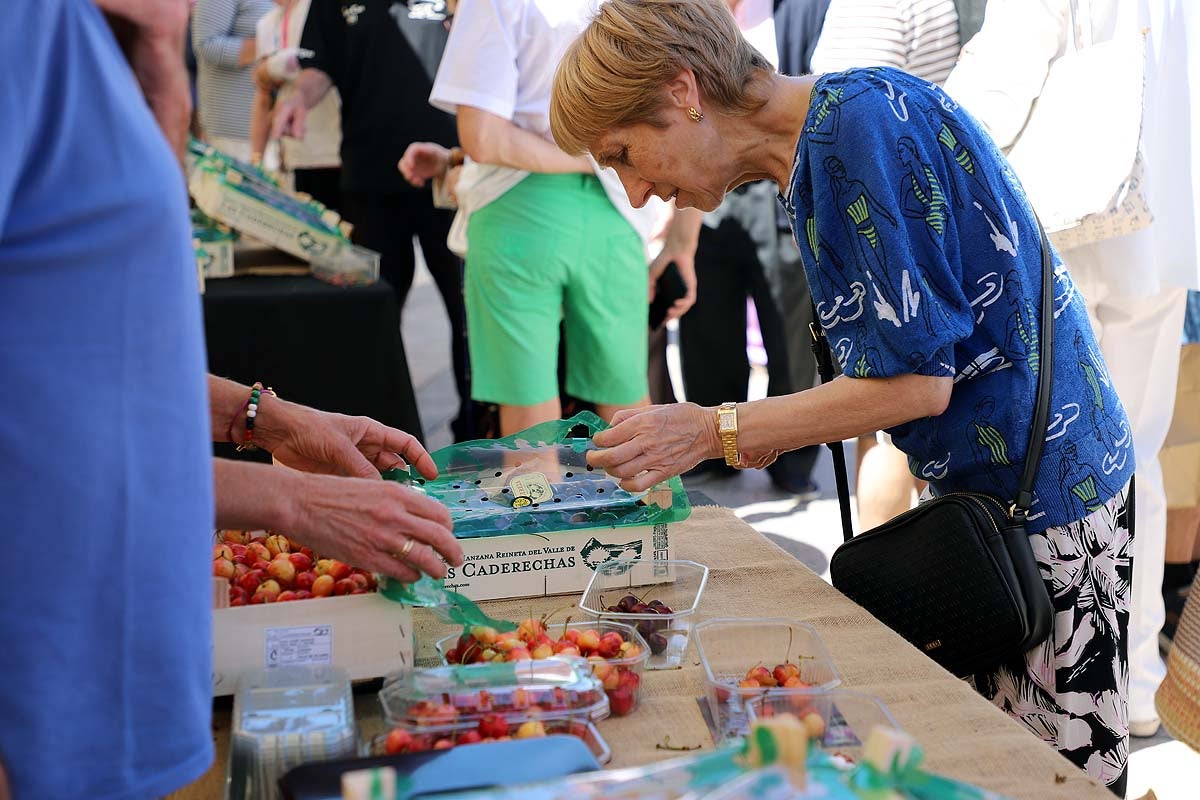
[{"xmin": 228, "ymin": 665, "xmax": 358, "ymax": 800}]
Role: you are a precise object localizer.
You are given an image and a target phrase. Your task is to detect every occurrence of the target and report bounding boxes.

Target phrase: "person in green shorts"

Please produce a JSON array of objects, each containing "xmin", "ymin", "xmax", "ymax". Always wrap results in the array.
[
  {"xmin": 399, "ymin": 0, "xmax": 659, "ymax": 436},
  {"xmin": 466, "ymin": 172, "xmax": 649, "ymax": 420}
]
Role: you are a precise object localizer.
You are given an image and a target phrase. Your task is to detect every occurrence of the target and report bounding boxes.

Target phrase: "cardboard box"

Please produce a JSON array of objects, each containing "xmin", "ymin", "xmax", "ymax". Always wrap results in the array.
[
  {"xmin": 189, "ymin": 167, "xmax": 379, "ymax": 286},
  {"xmin": 442, "ymin": 522, "xmax": 674, "ymax": 602},
  {"xmin": 212, "ymin": 593, "xmax": 412, "ymax": 697},
  {"xmin": 195, "ymin": 237, "xmax": 235, "ymax": 279}
]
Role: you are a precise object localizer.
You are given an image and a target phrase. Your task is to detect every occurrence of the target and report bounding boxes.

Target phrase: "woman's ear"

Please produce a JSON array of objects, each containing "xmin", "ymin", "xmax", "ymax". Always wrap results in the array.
[{"xmin": 664, "ymin": 68, "xmax": 701, "ymax": 113}]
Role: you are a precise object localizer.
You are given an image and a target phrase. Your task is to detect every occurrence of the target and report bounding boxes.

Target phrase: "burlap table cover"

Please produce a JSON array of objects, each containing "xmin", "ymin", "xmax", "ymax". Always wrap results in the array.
[{"xmin": 174, "ymin": 506, "xmax": 1111, "ymax": 800}]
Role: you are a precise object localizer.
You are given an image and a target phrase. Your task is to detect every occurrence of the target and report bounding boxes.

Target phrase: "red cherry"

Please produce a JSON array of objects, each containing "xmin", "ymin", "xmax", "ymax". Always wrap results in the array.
[
  {"xmin": 596, "ymin": 631, "xmax": 624, "ymax": 659},
  {"xmin": 384, "ymin": 728, "xmax": 413, "ymax": 754},
  {"xmin": 288, "ymin": 552, "xmax": 314, "ymax": 572},
  {"xmin": 608, "ymin": 685, "xmax": 636, "ymax": 716},
  {"xmin": 478, "ymin": 713, "xmax": 509, "ymax": 739}
]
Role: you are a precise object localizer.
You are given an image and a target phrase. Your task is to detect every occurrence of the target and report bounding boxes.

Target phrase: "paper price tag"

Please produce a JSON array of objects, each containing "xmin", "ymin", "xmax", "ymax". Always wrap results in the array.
[
  {"xmin": 508, "ymin": 472, "xmax": 553, "ymax": 505},
  {"xmin": 265, "ymin": 624, "xmax": 333, "ymax": 668}
]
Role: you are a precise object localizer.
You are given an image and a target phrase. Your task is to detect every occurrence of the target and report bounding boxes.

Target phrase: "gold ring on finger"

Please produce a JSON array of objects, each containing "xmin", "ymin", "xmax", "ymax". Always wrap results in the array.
[{"xmin": 391, "ymin": 536, "xmax": 416, "ymax": 561}]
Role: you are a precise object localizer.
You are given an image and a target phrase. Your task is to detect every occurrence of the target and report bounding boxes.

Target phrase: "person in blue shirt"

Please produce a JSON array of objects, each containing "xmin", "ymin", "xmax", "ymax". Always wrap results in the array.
[
  {"xmin": 0, "ymin": 3, "xmax": 462, "ymax": 797},
  {"xmin": 548, "ymin": 0, "xmax": 1135, "ymax": 792}
]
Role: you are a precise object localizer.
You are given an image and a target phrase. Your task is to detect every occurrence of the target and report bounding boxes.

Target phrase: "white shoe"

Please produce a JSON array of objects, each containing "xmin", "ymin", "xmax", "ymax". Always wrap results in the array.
[{"xmin": 1130, "ymin": 718, "xmax": 1161, "ymax": 738}]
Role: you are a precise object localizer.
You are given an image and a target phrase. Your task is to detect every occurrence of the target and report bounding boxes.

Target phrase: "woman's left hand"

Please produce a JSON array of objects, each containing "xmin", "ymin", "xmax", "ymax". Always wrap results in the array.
[
  {"xmin": 588, "ymin": 404, "xmax": 719, "ymax": 492},
  {"xmin": 258, "ymin": 397, "xmax": 439, "ymax": 481}
]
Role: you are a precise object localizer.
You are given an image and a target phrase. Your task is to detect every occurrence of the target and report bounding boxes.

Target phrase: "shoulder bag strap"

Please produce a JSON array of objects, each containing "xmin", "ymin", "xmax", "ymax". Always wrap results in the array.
[
  {"xmin": 1013, "ymin": 217, "xmax": 1055, "ymax": 523},
  {"xmin": 808, "ymin": 310, "xmax": 855, "ymax": 540},
  {"xmin": 812, "ymin": 216, "xmax": 1055, "ymax": 542}
]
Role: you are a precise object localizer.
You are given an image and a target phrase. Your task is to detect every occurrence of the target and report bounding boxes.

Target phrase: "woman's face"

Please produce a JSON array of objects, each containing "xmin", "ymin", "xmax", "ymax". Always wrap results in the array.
[{"xmin": 592, "ymin": 117, "xmax": 740, "ymax": 213}]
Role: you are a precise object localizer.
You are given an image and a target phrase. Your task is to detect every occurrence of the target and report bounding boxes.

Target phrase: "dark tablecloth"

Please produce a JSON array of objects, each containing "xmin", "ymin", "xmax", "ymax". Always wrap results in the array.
[{"xmin": 203, "ymin": 275, "xmax": 423, "ymax": 456}]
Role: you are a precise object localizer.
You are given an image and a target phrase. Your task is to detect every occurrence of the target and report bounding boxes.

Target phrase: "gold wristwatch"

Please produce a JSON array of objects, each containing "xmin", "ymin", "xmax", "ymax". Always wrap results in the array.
[{"xmin": 717, "ymin": 402, "xmax": 739, "ymax": 467}]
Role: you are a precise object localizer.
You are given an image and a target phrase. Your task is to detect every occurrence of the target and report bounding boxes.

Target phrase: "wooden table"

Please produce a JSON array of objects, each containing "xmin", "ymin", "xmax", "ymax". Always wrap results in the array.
[{"xmin": 174, "ymin": 506, "xmax": 1113, "ymax": 799}]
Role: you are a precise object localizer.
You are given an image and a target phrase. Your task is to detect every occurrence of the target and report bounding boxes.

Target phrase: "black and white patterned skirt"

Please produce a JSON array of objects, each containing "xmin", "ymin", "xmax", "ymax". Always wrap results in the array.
[{"xmin": 976, "ymin": 480, "xmax": 1133, "ymax": 796}]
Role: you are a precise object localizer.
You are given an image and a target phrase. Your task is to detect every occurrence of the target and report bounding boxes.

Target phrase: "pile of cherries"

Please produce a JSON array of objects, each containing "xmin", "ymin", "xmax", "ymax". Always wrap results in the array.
[
  {"xmin": 603, "ymin": 593, "xmax": 676, "ymax": 655},
  {"xmin": 714, "ymin": 662, "xmax": 825, "ymax": 739},
  {"xmin": 383, "ymin": 717, "xmax": 591, "ymax": 754},
  {"xmin": 383, "ymin": 683, "xmax": 601, "ymax": 754},
  {"xmin": 444, "ymin": 619, "xmax": 643, "ymax": 716}
]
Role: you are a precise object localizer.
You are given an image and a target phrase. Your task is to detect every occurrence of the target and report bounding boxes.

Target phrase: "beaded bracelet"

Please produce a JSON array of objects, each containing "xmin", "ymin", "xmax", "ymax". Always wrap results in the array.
[{"xmin": 232, "ymin": 381, "xmax": 277, "ymax": 452}]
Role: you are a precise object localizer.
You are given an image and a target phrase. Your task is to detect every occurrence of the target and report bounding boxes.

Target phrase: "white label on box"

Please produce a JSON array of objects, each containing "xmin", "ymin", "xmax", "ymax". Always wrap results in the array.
[
  {"xmin": 264, "ymin": 624, "xmax": 333, "ymax": 668},
  {"xmin": 443, "ymin": 523, "xmax": 675, "ymax": 602}
]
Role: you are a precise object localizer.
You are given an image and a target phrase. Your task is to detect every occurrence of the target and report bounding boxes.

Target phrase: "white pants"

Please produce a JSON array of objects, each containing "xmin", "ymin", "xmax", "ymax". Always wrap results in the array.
[{"xmin": 1068, "ymin": 244, "xmax": 1189, "ymax": 723}]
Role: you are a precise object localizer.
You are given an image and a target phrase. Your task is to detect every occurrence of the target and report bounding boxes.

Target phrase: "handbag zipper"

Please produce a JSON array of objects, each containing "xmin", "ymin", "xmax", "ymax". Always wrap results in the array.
[
  {"xmin": 939, "ymin": 491, "xmax": 1013, "ymax": 525},
  {"xmin": 845, "ymin": 491, "xmax": 1010, "ymax": 546}
]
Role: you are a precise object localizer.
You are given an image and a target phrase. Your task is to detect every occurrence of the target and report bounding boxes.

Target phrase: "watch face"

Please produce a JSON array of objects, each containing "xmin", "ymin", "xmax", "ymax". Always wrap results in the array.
[{"xmin": 719, "ymin": 416, "xmax": 735, "ymax": 432}]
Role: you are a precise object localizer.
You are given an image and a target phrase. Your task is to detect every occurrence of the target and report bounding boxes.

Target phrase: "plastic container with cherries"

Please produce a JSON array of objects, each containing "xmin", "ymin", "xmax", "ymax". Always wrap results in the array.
[
  {"xmin": 376, "ymin": 657, "xmax": 612, "ymax": 764},
  {"xmin": 578, "ymin": 559, "xmax": 709, "ymax": 670},
  {"xmin": 694, "ymin": 617, "xmax": 841, "ymax": 744},
  {"xmin": 437, "ymin": 620, "xmax": 649, "ymax": 717}
]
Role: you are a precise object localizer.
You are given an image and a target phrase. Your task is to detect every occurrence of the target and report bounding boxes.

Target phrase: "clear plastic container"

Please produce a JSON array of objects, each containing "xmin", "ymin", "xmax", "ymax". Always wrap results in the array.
[
  {"xmin": 694, "ymin": 618, "xmax": 841, "ymax": 744},
  {"xmin": 745, "ymin": 690, "xmax": 900, "ymax": 763},
  {"xmin": 371, "ymin": 718, "xmax": 613, "ymax": 765},
  {"xmin": 378, "ymin": 657, "xmax": 610, "ymax": 731},
  {"xmin": 436, "ymin": 620, "xmax": 650, "ymax": 717},
  {"xmin": 310, "ymin": 244, "xmax": 381, "ymax": 287},
  {"xmin": 226, "ymin": 665, "xmax": 357, "ymax": 800},
  {"xmin": 578, "ymin": 559, "xmax": 709, "ymax": 670}
]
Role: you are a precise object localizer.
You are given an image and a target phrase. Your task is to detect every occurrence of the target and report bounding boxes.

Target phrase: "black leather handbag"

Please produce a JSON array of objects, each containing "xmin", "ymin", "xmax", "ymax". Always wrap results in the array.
[{"xmin": 822, "ymin": 221, "xmax": 1056, "ymax": 679}]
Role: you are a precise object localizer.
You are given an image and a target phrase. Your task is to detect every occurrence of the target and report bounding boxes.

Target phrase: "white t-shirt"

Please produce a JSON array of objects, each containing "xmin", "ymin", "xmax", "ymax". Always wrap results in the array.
[
  {"xmin": 429, "ymin": 0, "xmax": 659, "ymax": 253},
  {"xmin": 810, "ymin": 0, "xmax": 961, "ymax": 84},
  {"xmin": 256, "ymin": 0, "xmax": 341, "ymax": 170}
]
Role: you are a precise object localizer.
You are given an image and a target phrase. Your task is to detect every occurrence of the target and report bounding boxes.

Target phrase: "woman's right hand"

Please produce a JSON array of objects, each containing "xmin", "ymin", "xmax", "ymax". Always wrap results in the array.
[
  {"xmin": 588, "ymin": 403, "xmax": 719, "ymax": 492},
  {"xmin": 399, "ymin": 142, "xmax": 451, "ymax": 187},
  {"xmin": 285, "ymin": 472, "xmax": 462, "ymax": 584}
]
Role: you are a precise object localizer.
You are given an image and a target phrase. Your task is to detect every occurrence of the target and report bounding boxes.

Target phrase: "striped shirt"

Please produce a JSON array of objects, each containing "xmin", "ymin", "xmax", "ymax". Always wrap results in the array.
[
  {"xmin": 810, "ymin": 0, "xmax": 961, "ymax": 84},
  {"xmin": 192, "ymin": 0, "xmax": 274, "ymax": 140}
]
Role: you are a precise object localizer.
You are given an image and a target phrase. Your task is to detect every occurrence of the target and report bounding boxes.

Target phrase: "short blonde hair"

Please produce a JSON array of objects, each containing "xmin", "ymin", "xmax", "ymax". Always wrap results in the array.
[{"xmin": 550, "ymin": 0, "xmax": 773, "ymax": 155}]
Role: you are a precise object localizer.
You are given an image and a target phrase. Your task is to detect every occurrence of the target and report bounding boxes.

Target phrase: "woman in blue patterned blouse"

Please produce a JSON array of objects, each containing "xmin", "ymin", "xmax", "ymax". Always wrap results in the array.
[{"xmin": 550, "ymin": 0, "xmax": 1134, "ymax": 792}]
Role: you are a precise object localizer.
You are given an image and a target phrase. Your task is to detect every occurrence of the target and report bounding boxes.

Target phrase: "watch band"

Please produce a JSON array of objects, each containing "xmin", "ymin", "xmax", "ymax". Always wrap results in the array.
[{"xmin": 717, "ymin": 402, "xmax": 739, "ymax": 467}]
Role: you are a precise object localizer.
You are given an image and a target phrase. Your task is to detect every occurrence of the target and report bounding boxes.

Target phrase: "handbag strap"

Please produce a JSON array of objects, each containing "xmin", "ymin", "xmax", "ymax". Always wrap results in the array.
[
  {"xmin": 812, "ymin": 217, "xmax": 1056, "ymax": 542},
  {"xmin": 808, "ymin": 316, "xmax": 856, "ymax": 538},
  {"xmin": 1014, "ymin": 217, "xmax": 1056, "ymax": 523}
]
